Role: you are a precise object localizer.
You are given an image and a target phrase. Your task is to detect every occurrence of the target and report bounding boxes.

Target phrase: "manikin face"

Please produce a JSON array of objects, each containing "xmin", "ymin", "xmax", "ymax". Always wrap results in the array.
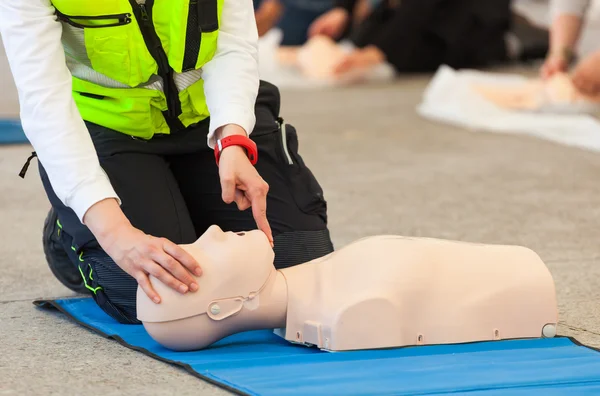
[
  {"xmin": 136, "ymin": 225, "xmax": 276, "ymax": 323},
  {"xmin": 183, "ymin": 225, "xmax": 273, "ymax": 266}
]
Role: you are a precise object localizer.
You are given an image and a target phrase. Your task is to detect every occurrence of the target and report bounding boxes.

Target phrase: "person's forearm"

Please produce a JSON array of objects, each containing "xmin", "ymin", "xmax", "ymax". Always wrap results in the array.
[
  {"xmin": 83, "ymin": 198, "xmax": 131, "ymax": 244},
  {"xmin": 549, "ymin": 14, "xmax": 584, "ymax": 59},
  {"xmin": 255, "ymin": 0, "xmax": 282, "ymax": 36}
]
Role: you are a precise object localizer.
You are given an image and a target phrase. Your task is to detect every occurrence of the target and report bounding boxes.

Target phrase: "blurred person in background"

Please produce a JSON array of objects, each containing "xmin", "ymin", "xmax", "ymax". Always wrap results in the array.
[
  {"xmin": 309, "ymin": 0, "xmax": 513, "ymax": 75},
  {"xmin": 254, "ymin": 0, "xmax": 334, "ymax": 45},
  {"xmin": 541, "ymin": 0, "xmax": 600, "ymax": 96}
]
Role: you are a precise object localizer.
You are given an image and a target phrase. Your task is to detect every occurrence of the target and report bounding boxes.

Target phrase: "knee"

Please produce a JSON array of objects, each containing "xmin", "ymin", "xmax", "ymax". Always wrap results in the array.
[{"xmin": 273, "ymin": 229, "xmax": 334, "ymax": 269}]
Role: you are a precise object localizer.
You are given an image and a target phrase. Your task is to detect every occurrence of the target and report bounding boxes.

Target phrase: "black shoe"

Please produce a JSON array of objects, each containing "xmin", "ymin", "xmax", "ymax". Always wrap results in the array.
[{"xmin": 43, "ymin": 208, "xmax": 89, "ymax": 294}]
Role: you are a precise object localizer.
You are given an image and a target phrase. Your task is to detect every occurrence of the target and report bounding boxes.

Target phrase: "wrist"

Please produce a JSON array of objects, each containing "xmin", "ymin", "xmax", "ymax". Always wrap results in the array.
[
  {"xmin": 549, "ymin": 46, "xmax": 574, "ymax": 61},
  {"xmin": 83, "ymin": 198, "xmax": 132, "ymax": 245},
  {"xmin": 214, "ymin": 134, "xmax": 258, "ymax": 166},
  {"xmin": 215, "ymin": 124, "xmax": 248, "ymax": 141},
  {"xmin": 220, "ymin": 145, "xmax": 247, "ymax": 159}
]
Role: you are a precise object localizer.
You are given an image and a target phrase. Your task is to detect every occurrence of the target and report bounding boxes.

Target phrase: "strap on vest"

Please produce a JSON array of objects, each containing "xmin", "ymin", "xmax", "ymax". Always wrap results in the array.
[
  {"xmin": 19, "ymin": 152, "xmax": 37, "ymax": 179},
  {"xmin": 198, "ymin": 0, "xmax": 218, "ymax": 32}
]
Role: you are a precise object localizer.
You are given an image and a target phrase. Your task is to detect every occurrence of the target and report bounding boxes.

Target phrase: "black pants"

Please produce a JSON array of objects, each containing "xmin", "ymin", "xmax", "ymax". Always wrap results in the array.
[
  {"xmin": 40, "ymin": 81, "xmax": 334, "ymax": 324},
  {"xmin": 350, "ymin": 0, "xmax": 510, "ymax": 72}
]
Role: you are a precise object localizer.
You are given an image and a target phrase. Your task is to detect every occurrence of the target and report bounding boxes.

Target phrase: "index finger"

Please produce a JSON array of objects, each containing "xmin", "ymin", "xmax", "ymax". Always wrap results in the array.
[
  {"xmin": 162, "ymin": 238, "xmax": 203, "ymax": 277},
  {"xmin": 308, "ymin": 19, "xmax": 324, "ymax": 37},
  {"xmin": 250, "ymin": 193, "xmax": 273, "ymax": 245}
]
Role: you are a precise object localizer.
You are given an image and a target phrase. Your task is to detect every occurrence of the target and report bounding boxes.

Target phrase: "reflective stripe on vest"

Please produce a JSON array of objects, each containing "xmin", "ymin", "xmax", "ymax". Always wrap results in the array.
[{"xmin": 51, "ymin": 0, "xmax": 223, "ymax": 139}]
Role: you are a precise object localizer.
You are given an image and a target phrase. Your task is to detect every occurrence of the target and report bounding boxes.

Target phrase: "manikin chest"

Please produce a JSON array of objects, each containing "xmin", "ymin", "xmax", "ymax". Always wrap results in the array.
[{"xmin": 277, "ymin": 236, "xmax": 558, "ymax": 351}]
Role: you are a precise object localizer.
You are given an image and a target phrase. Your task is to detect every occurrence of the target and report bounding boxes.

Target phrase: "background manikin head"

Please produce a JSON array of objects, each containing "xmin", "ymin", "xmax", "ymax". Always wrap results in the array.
[{"xmin": 136, "ymin": 225, "xmax": 278, "ymax": 350}]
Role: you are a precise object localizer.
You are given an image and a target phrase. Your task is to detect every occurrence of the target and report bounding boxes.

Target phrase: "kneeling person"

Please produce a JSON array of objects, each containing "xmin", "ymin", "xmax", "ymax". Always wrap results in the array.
[{"xmin": 1, "ymin": 0, "xmax": 333, "ymax": 324}]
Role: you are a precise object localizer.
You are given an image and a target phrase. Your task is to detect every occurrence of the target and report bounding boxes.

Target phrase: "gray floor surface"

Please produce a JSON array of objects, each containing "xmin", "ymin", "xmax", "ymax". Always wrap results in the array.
[{"xmin": 1, "ymin": 74, "xmax": 599, "ymax": 395}]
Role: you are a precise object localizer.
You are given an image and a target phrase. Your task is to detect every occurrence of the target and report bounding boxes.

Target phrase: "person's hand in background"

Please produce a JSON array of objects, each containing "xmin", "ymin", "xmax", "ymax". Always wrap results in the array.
[
  {"xmin": 308, "ymin": 8, "xmax": 350, "ymax": 39},
  {"xmin": 255, "ymin": 0, "xmax": 283, "ymax": 37},
  {"xmin": 572, "ymin": 50, "xmax": 600, "ymax": 96},
  {"xmin": 84, "ymin": 199, "xmax": 202, "ymax": 304},
  {"xmin": 540, "ymin": 51, "xmax": 570, "ymax": 79},
  {"xmin": 333, "ymin": 45, "xmax": 385, "ymax": 76},
  {"xmin": 216, "ymin": 124, "xmax": 274, "ymax": 246},
  {"xmin": 540, "ymin": 14, "xmax": 582, "ymax": 79}
]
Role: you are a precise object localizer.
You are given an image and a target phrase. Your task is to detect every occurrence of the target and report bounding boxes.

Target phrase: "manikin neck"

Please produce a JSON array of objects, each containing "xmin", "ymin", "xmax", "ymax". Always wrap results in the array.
[{"xmin": 237, "ymin": 269, "xmax": 288, "ymax": 329}]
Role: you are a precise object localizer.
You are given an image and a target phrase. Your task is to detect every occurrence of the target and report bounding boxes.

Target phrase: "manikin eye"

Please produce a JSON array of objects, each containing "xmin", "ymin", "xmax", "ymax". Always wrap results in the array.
[{"xmin": 236, "ymin": 232, "xmax": 246, "ymax": 236}]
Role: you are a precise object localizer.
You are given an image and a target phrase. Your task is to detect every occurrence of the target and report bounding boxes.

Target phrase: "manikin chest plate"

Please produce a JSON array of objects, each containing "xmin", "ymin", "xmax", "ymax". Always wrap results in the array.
[{"xmin": 277, "ymin": 236, "xmax": 558, "ymax": 351}]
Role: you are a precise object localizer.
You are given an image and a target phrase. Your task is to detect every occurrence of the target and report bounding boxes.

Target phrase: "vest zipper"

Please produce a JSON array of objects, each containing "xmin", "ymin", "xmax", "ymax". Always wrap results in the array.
[
  {"xmin": 129, "ymin": 0, "xmax": 185, "ymax": 131},
  {"xmin": 55, "ymin": 10, "xmax": 131, "ymax": 28},
  {"xmin": 182, "ymin": 0, "xmax": 201, "ymax": 72}
]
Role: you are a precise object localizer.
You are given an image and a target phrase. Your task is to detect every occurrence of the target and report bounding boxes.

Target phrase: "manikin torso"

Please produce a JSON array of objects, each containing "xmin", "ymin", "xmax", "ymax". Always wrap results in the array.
[
  {"xmin": 137, "ymin": 226, "xmax": 558, "ymax": 352},
  {"xmin": 472, "ymin": 72, "xmax": 600, "ymax": 112}
]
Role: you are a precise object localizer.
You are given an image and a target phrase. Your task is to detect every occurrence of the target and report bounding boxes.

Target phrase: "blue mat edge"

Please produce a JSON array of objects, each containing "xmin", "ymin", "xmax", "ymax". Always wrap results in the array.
[
  {"xmin": 0, "ymin": 119, "xmax": 28, "ymax": 145},
  {"xmin": 0, "ymin": 118, "xmax": 30, "ymax": 146},
  {"xmin": 33, "ymin": 298, "xmax": 600, "ymax": 396},
  {"xmin": 33, "ymin": 298, "xmax": 248, "ymax": 396}
]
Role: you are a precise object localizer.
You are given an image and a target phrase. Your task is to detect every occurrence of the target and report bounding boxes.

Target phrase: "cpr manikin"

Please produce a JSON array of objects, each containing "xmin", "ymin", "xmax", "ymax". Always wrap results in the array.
[
  {"xmin": 275, "ymin": 36, "xmax": 375, "ymax": 83},
  {"xmin": 472, "ymin": 72, "xmax": 600, "ymax": 113},
  {"xmin": 137, "ymin": 225, "xmax": 558, "ymax": 352}
]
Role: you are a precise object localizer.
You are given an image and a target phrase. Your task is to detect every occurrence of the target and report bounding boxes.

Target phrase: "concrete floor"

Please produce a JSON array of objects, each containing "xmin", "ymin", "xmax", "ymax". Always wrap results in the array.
[{"xmin": 1, "ymin": 74, "xmax": 600, "ymax": 395}]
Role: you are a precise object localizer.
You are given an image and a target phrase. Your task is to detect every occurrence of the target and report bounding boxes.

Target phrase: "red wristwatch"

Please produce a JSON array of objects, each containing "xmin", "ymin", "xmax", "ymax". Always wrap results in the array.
[{"xmin": 214, "ymin": 135, "xmax": 258, "ymax": 166}]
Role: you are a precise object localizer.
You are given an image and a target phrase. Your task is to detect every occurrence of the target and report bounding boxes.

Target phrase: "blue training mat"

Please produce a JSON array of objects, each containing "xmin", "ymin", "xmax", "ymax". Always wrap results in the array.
[
  {"xmin": 35, "ymin": 298, "xmax": 600, "ymax": 396},
  {"xmin": 0, "ymin": 119, "xmax": 27, "ymax": 145}
]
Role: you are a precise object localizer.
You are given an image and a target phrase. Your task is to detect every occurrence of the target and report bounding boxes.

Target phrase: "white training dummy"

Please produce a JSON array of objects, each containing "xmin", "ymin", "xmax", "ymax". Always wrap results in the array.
[
  {"xmin": 274, "ymin": 35, "xmax": 382, "ymax": 84},
  {"xmin": 472, "ymin": 72, "xmax": 600, "ymax": 113},
  {"xmin": 137, "ymin": 225, "xmax": 558, "ymax": 352}
]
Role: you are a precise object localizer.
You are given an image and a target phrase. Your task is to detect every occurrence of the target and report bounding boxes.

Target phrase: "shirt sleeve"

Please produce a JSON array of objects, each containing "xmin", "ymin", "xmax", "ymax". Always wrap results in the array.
[
  {"xmin": 551, "ymin": 0, "xmax": 591, "ymax": 19},
  {"xmin": 202, "ymin": 0, "xmax": 260, "ymax": 148},
  {"xmin": 0, "ymin": 0, "xmax": 120, "ymax": 222}
]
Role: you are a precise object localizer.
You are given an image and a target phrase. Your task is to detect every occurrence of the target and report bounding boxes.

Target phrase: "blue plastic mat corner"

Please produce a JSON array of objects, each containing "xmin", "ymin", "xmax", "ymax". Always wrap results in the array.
[
  {"xmin": 35, "ymin": 297, "xmax": 600, "ymax": 395},
  {"xmin": 0, "ymin": 119, "xmax": 27, "ymax": 145}
]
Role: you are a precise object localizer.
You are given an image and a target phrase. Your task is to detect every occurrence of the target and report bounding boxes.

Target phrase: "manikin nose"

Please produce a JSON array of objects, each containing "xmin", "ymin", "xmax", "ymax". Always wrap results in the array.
[{"xmin": 205, "ymin": 224, "xmax": 227, "ymax": 241}]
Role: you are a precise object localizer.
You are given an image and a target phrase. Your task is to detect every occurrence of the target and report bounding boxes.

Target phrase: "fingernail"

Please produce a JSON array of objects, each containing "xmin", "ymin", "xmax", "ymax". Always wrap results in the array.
[
  {"xmin": 179, "ymin": 285, "xmax": 188, "ymax": 294},
  {"xmin": 190, "ymin": 283, "xmax": 199, "ymax": 292},
  {"xmin": 153, "ymin": 297, "xmax": 160, "ymax": 304},
  {"xmin": 194, "ymin": 268, "xmax": 203, "ymax": 276}
]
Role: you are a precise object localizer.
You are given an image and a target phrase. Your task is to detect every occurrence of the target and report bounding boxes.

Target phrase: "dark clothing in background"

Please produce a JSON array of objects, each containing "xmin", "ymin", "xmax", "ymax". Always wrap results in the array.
[
  {"xmin": 254, "ymin": 0, "xmax": 332, "ymax": 46},
  {"xmin": 337, "ymin": 0, "xmax": 512, "ymax": 72}
]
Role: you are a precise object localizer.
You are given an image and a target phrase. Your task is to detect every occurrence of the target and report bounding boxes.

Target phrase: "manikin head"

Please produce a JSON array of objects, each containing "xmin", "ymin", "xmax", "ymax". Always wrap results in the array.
[{"xmin": 136, "ymin": 225, "xmax": 279, "ymax": 350}]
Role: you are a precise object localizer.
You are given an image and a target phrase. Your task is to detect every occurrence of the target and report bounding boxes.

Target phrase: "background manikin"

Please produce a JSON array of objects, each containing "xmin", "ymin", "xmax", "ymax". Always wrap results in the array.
[
  {"xmin": 137, "ymin": 226, "xmax": 558, "ymax": 352},
  {"xmin": 472, "ymin": 72, "xmax": 600, "ymax": 113}
]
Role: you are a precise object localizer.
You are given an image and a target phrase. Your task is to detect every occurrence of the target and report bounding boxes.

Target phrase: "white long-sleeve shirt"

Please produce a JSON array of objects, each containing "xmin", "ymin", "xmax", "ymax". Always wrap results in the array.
[
  {"xmin": 0, "ymin": 0, "xmax": 259, "ymax": 222},
  {"xmin": 551, "ymin": 0, "xmax": 591, "ymax": 19}
]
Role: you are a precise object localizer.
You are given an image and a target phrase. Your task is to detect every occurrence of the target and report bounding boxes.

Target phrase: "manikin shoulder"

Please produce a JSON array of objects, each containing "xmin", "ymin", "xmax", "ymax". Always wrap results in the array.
[{"xmin": 299, "ymin": 235, "xmax": 544, "ymax": 285}]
